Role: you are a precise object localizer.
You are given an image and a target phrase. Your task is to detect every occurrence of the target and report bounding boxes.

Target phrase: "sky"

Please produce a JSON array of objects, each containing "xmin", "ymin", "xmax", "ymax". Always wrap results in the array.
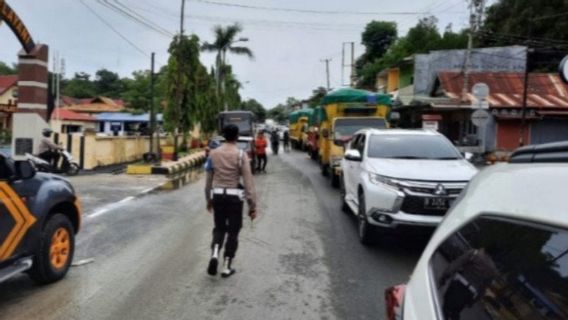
[{"xmin": 0, "ymin": 0, "xmax": 478, "ymax": 109}]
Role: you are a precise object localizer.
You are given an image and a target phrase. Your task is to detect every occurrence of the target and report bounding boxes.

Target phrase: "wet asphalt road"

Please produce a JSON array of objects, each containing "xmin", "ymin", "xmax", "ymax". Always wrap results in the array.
[{"xmin": 0, "ymin": 149, "xmax": 424, "ymax": 320}]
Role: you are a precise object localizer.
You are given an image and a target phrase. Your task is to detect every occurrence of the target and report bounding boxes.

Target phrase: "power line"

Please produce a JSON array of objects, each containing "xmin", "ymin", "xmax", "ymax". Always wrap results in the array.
[
  {"xmin": 189, "ymin": 0, "xmax": 461, "ymax": 16},
  {"xmin": 79, "ymin": 0, "xmax": 149, "ymax": 57},
  {"xmin": 131, "ymin": 3, "xmax": 364, "ymax": 32},
  {"xmin": 95, "ymin": 0, "xmax": 174, "ymax": 38}
]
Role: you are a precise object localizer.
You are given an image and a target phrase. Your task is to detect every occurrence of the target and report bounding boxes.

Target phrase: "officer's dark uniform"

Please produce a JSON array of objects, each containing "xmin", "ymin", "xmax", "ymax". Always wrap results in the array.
[{"xmin": 205, "ymin": 125, "xmax": 256, "ymax": 277}]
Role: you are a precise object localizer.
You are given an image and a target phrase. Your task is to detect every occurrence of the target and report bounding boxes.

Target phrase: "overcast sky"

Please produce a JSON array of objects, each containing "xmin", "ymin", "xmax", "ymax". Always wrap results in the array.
[{"xmin": 0, "ymin": 0, "xmax": 480, "ymax": 108}]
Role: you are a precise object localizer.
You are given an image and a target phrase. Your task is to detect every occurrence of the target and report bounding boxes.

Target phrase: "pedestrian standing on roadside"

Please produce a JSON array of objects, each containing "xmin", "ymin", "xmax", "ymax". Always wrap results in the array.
[
  {"xmin": 270, "ymin": 130, "xmax": 280, "ymax": 155},
  {"xmin": 205, "ymin": 124, "xmax": 257, "ymax": 278},
  {"xmin": 283, "ymin": 130, "xmax": 290, "ymax": 152},
  {"xmin": 255, "ymin": 131, "xmax": 268, "ymax": 173}
]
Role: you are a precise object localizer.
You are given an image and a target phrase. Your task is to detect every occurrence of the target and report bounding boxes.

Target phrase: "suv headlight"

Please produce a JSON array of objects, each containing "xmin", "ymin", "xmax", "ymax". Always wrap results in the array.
[{"xmin": 368, "ymin": 173, "xmax": 402, "ymax": 191}]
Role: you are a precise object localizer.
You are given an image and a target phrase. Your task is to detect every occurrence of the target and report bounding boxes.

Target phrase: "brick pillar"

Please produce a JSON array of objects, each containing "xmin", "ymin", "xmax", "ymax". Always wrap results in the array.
[
  {"xmin": 11, "ymin": 44, "xmax": 50, "ymax": 157},
  {"xmin": 17, "ymin": 44, "xmax": 49, "ymax": 120}
]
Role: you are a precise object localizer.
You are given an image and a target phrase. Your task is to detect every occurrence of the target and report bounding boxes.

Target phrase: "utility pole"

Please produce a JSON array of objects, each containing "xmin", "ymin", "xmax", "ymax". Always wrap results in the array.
[
  {"xmin": 149, "ymin": 52, "xmax": 156, "ymax": 157},
  {"xmin": 350, "ymin": 42, "xmax": 355, "ymax": 87},
  {"xmin": 462, "ymin": 0, "xmax": 485, "ymax": 102},
  {"xmin": 180, "ymin": 0, "xmax": 185, "ymax": 36},
  {"xmin": 341, "ymin": 42, "xmax": 355, "ymax": 87},
  {"xmin": 321, "ymin": 58, "xmax": 332, "ymax": 91},
  {"xmin": 519, "ymin": 46, "xmax": 531, "ymax": 147}
]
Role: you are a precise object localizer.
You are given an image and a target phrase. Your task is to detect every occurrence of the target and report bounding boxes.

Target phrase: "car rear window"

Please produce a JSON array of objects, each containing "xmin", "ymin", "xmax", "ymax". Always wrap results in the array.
[
  {"xmin": 367, "ymin": 134, "xmax": 462, "ymax": 160},
  {"xmin": 430, "ymin": 217, "xmax": 568, "ymax": 319}
]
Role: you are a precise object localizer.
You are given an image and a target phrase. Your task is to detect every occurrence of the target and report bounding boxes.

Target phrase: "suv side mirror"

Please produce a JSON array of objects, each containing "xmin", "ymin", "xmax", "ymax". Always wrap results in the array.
[
  {"xmin": 15, "ymin": 160, "xmax": 36, "ymax": 180},
  {"xmin": 345, "ymin": 149, "xmax": 362, "ymax": 162},
  {"xmin": 464, "ymin": 152, "xmax": 474, "ymax": 161}
]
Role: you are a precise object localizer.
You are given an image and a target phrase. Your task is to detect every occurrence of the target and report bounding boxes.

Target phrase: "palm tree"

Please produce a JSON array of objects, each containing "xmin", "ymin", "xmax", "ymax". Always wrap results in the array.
[{"xmin": 201, "ymin": 23, "xmax": 253, "ymax": 111}]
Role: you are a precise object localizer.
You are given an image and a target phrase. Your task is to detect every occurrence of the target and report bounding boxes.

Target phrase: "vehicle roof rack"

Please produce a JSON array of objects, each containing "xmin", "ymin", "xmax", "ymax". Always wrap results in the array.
[{"xmin": 509, "ymin": 141, "xmax": 568, "ymax": 163}]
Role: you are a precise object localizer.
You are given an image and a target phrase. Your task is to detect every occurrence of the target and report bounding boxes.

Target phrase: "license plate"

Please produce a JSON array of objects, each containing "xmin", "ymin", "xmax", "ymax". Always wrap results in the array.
[{"xmin": 424, "ymin": 198, "xmax": 451, "ymax": 210}]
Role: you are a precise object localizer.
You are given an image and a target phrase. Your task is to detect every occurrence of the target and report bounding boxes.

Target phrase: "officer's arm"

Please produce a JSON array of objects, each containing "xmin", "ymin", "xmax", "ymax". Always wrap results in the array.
[
  {"xmin": 205, "ymin": 170, "xmax": 213, "ymax": 201},
  {"xmin": 241, "ymin": 153, "xmax": 256, "ymax": 211}
]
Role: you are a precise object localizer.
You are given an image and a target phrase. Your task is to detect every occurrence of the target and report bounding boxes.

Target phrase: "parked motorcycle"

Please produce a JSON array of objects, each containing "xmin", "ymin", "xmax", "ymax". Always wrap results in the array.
[{"xmin": 26, "ymin": 149, "xmax": 80, "ymax": 176}]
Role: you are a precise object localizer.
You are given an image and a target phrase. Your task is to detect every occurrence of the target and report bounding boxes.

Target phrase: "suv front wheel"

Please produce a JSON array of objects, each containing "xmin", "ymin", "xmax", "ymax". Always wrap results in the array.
[
  {"xmin": 29, "ymin": 214, "xmax": 75, "ymax": 284},
  {"xmin": 358, "ymin": 192, "xmax": 376, "ymax": 245}
]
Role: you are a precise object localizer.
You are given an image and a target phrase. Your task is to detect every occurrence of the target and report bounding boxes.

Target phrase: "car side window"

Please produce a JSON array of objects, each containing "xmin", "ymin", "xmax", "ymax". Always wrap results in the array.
[
  {"xmin": 349, "ymin": 134, "xmax": 360, "ymax": 151},
  {"xmin": 0, "ymin": 157, "xmax": 15, "ymax": 181},
  {"xmin": 358, "ymin": 135, "xmax": 366, "ymax": 157},
  {"xmin": 430, "ymin": 216, "xmax": 568, "ymax": 319}
]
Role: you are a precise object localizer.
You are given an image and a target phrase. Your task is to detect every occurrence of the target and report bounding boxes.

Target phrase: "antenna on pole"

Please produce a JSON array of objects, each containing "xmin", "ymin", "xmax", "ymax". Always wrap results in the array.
[
  {"xmin": 321, "ymin": 58, "xmax": 332, "ymax": 92},
  {"xmin": 341, "ymin": 42, "xmax": 355, "ymax": 87}
]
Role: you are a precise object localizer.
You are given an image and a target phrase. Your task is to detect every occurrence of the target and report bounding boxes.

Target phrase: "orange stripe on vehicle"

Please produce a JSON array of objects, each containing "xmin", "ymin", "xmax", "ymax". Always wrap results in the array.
[{"xmin": 0, "ymin": 182, "xmax": 36, "ymax": 260}]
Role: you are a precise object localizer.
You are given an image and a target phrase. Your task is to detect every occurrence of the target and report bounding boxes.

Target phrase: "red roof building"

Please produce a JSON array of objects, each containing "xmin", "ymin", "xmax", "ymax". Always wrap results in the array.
[
  {"xmin": 0, "ymin": 75, "xmax": 17, "ymax": 96},
  {"xmin": 428, "ymin": 72, "xmax": 568, "ymax": 151},
  {"xmin": 52, "ymin": 108, "xmax": 96, "ymax": 122}
]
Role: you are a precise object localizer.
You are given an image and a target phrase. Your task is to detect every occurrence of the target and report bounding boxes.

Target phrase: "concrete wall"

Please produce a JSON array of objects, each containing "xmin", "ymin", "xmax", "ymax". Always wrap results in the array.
[
  {"xmin": 57, "ymin": 133, "xmax": 164, "ymax": 170},
  {"xmin": 414, "ymin": 46, "xmax": 527, "ymax": 95}
]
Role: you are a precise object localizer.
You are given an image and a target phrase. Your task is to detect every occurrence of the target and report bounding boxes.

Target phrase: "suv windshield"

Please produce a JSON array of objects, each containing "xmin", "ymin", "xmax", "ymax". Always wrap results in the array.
[
  {"xmin": 334, "ymin": 118, "xmax": 387, "ymax": 140},
  {"xmin": 368, "ymin": 134, "xmax": 462, "ymax": 160}
]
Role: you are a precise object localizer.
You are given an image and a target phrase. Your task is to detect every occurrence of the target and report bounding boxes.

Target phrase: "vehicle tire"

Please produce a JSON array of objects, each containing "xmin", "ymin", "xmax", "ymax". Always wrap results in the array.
[
  {"xmin": 321, "ymin": 163, "xmax": 329, "ymax": 177},
  {"xmin": 331, "ymin": 173, "xmax": 340, "ymax": 188},
  {"xmin": 358, "ymin": 192, "xmax": 376, "ymax": 246},
  {"xmin": 66, "ymin": 163, "xmax": 80, "ymax": 176},
  {"xmin": 29, "ymin": 214, "xmax": 75, "ymax": 284},
  {"xmin": 340, "ymin": 175, "xmax": 350, "ymax": 214}
]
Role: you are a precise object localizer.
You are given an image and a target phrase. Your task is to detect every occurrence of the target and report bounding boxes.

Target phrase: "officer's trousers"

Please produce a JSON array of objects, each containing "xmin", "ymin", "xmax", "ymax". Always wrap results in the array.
[{"xmin": 211, "ymin": 194, "xmax": 243, "ymax": 259}]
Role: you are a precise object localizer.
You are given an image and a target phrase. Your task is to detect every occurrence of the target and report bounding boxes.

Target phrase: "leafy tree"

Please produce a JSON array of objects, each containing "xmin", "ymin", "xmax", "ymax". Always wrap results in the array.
[
  {"xmin": 355, "ymin": 21, "xmax": 398, "ymax": 87},
  {"xmin": 405, "ymin": 16, "xmax": 442, "ymax": 54},
  {"xmin": 482, "ymin": 0, "xmax": 568, "ymax": 45},
  {"xmin": 267, "ymin": 104, "xmax": 288, "ymax": 123},
  {"xmin": 355, "ymin": 16, "xmax": 468, "ymax": 89},
  {"xmin": 165, "ymin": 34, "xmax": 221, "ymax": 140},
  {"xmin": 0, "ymin": 62, "xmax": 17, "ymax": 75},
  {"xmin": 62, "ymin": 72, "xmax": 96, "ymax": 98},
  {"xmin": 241, "ymin": 98, "xmax": 266, "ymax": 122},
  {"xmin": 201, "ymin": 23, "xmax": 253, "ymax": 109},
  {"xmin": 122, "ymin": 70, "xmax": 153, "ymax": 111},
  {"xmin": 95, "ymin": 69, "xmax": 123, "ymax": 98},
  {"xmin": 306, "ymin": 87, "xmax": 327, "ymax": 108}
]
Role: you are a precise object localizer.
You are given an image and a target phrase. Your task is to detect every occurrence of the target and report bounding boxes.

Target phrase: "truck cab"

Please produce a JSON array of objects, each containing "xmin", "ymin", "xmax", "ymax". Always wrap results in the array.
[
  {"xmin": 0, "ymin": 153, "xmax": 81, "ymax": 284},
  {"xmin": 217, "ymin": 111, "xmax": 257, "ymax": 170},
  {"xmin": 317, "ymin": 88, "xmax": 392, "ymax": 188},
  {"xmin": 288, "ymin": 109, "xmax": 313, "ymax": 150}
]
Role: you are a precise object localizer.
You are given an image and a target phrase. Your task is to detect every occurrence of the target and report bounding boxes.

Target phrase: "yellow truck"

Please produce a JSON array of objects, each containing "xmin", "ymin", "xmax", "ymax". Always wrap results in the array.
[
  {"xmin": 288, "ymin": 109, "xmax": 313, "ymax": 150},
  {"xmin": 317, "ymin": 88, "xmax": 392, "ymax": 188}
]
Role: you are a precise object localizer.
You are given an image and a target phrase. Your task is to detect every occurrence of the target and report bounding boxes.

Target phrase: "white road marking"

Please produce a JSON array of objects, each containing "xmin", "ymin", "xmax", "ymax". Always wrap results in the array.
[{"xmin": 118, "ymin": 196, "xmax": 135, "ymax": 203}]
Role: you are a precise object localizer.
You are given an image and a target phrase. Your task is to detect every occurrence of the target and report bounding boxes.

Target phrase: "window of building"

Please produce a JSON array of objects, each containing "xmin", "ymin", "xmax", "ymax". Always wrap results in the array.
[{"xmin": 430, "ymin": 216, "xmax": 568, "ymax": 319}]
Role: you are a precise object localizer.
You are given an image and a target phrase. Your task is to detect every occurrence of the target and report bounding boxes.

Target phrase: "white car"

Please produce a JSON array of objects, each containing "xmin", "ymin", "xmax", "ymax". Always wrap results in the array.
[
  {"xmin": 340, "ymin": 129, "xmax": 477, "ymax": 244},
  {"xmin": 385, "ymin": 141, "xmax": 568, "ymax": 320}
]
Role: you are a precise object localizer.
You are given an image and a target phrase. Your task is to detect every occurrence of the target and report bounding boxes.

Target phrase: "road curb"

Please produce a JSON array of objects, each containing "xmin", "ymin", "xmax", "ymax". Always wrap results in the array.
[{"xmin": 126, "ymin": 151, "xmax": 207, "ymax": 175}]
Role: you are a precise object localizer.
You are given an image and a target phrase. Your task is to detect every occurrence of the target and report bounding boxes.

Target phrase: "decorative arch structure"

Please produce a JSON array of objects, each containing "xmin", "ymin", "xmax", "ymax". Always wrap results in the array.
[
  {"xmin": 1, "ymin": 0, "xmax": 49, "ymax": 156},
  {"xmin": 0, "ymin": 0, "xmax": 36, "ymax": 53}
]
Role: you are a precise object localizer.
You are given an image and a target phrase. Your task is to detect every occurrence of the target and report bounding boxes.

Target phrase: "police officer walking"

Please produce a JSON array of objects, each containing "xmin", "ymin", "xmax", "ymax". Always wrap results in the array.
[{"xmin": 205, "ymin": 124, "xmax": 257, "ymax": 278}]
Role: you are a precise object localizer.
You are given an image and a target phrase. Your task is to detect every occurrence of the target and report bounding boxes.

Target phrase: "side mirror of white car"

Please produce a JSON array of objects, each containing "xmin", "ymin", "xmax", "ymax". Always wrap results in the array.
[
  {"xmin": 345, "ymin": 149, "xmax": 362, "ymax": 162},
  {"xmin": 464, "ymin": 152, "xmax": 474, "ymax": 161}
]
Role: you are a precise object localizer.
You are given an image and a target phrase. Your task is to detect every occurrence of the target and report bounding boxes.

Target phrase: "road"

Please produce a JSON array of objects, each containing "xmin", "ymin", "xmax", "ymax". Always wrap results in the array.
[{"xmin": 0, "ymin": 149, "xmax": 424, "ymax": 320}]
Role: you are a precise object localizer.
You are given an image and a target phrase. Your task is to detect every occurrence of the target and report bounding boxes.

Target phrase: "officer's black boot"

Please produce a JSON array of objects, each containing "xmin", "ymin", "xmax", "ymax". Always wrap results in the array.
[
  {"xmin": 221, "ymin": 257, "xmax": 236, "ymax": 278},
  {"xmin": 207, "ymin": 244, "xmax": 219, "ymax": 276}
]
